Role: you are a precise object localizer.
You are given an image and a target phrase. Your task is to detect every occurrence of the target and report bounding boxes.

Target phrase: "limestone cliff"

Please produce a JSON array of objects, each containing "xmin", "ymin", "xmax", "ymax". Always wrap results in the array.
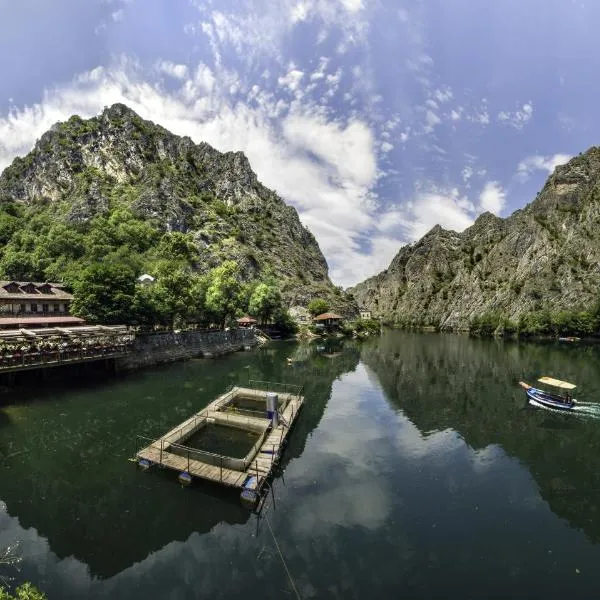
[
  {"xmin": 351, "ymin": 149, "xmax": 600, "ymax": 329},
  {"xmin": 0, "ymin": 104, "xmax": 355, "ymax": 313}
]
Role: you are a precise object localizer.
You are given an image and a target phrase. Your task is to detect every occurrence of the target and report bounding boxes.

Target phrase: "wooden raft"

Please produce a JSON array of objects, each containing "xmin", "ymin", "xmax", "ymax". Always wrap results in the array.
[{"xmin": 136, "ymin": 386, "xmax": 304, "ymax": 491}]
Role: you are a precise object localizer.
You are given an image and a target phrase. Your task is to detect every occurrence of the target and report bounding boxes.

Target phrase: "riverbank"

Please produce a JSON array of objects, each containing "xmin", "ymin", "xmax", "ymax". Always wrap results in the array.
[{"xmin": 116, "ymin": 328, "xmax": 258, "ymax": 372}]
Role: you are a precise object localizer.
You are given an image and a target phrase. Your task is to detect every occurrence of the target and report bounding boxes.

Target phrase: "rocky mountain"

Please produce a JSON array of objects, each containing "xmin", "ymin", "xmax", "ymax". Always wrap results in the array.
[
  {"xmin": 0, "ymin": 103, "xmax": 354, "ymax": 313},
  {"xmin": 351, "ymin": 148, "xmax": 600, "ymax": 330}
]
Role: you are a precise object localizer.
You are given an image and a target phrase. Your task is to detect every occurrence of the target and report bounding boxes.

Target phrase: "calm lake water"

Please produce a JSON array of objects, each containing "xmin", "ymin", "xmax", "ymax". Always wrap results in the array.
[{"xmin": 2, "ymin": 331, "xmax": 600, "ymax": 599}]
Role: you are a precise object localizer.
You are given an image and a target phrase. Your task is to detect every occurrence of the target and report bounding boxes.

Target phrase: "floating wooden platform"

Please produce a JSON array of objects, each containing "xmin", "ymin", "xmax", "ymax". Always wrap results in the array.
[{"xmin": 135, "ymin": 384, "xmax": 304, "ymax": 495}]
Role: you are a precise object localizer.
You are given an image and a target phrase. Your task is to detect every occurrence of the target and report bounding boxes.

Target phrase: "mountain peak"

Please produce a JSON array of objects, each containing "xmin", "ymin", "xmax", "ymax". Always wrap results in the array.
[
  {"xmin": 351, "ymin": 149, "xmax": 600, "ymax": 329},
  {"xmin": 0, "ymin": 106, "xmax": 359, "ymax": 314}
]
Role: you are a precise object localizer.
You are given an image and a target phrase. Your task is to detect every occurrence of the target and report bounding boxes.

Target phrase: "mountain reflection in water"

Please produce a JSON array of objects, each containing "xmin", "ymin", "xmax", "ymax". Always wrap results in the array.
[{"xmin": 0, "ymin": 333, "xmax": 600, "ymax": 599}]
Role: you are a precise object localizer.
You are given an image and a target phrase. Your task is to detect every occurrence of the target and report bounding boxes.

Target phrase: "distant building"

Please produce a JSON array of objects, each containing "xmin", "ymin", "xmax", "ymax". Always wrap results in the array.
[
  {"xmin": 359, "ymin": 308, "xmax": 372, "ymax": 320},
  {"xmin": 137, "ymin": 274, "xmax": 155, "ymax": 286},
  {"xmin": 0, "ymin": 281, "xmax": 83, "ymax": 329},
  {"xmin": 237, "ymin": 315, "xmax": 257, "ymax": 328},
  {"xmin": 313, "ymin": 312, "xmax": 344, "ymax": 328}
]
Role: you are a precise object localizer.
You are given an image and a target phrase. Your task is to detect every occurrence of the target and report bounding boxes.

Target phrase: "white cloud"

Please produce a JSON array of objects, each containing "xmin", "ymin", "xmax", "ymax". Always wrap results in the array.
[
  {"xmin": 478, "ymin": 181, "xmax": 506, "ymax": 215},
  {"xmin": 290, "ymin": 1, "xmax": 310, "ymax": 22},
  {"xmin": 450, "ymin": 109, "xmax": 462, "ymax": 121},
  {"xmin": 340, "ymin": 0, "xmax": 364, "ymax": 13},
  {"xmin": 433, "ymin": 87, "xmax": 453, "ymax": 103},
  {"xmin": 0, "ymin": 58, "xmax": 385, "ymax": 287},
  {"xmin": 310, "ymin": 57, "xmax": 329, "ymax": 81},
  {"xmin": 193, "ymin": 1, "xmax": 370, "ymax": 68},
  {"xmin": 278, "ymin": 68, "xmax": 304, "ymax": 92},
  {"xmin": 111, "ymin": 8, "xmax": 124, "ymax": 21},
  {"xmin": 462, "ymin": 166, "xmax": 473, "ymax": 183},
  {"xmin": 424, "ymin": 109, "xmax": 441, "ymax": 133},
  {"xmin": 498, "ymin": 102, "xmax": 534, "ymax": 130},
  {"xmin": 516, "ymin": 153, "xmax": 572, "ymax": 182},
  {"xmin": 282, "ymin": 113, "xmax": 376, "ymax": 187},
  {"xmin": 384, "ymin": 188, "xmax": 476, "ymax": 242},
  {"xmin": 325, "ymin": 68, "xmax": 342, "ymax": 88},
  {"xmin": 380, "ymin": 141, "xmax": 394, "ymax": 153},
  {"xmin": 157, "ymin": 61, "xmax": 189, "ymax": 80}
]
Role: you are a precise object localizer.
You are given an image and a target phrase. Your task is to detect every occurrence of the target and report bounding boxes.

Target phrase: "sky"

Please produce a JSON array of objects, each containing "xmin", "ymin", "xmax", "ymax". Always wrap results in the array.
[{"xmin": 0, "ymin": 0, "xmax": 597, "ymax": 287}]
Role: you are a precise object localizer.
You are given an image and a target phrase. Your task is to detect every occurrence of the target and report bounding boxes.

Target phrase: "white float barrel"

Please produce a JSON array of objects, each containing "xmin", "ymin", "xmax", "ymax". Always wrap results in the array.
[{"xmin": 266, "ymin": 392, "xmax": 279, "ymax": 426}]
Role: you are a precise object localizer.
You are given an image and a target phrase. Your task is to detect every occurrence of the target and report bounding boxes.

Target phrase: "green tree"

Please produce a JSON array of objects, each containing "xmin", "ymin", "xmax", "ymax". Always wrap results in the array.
[
  {"xmin": 308, "ymin": 298, "xmax": 329, "ymax": 316},
  {"xmin": 150, "ymin": 266, "xmax": 197, "ymax": 328},
  {"xmin": 0, "ymin": 212, "xmax": 21, "ymax": 245},
  {"xmin": 71, "ymin": 263, "xmax": 137, "ymax": 324},
  {"xmin": 204, "ymin": 261, "xmax": 243, "ymax": 327},
  {"xmin": 156, "ymin": 232, "xmax": 198, "ymax": 264},
  {"xmin": 0, "ymin": 582, "xmax": 47, "ymax": 600},
  {"xmin": 0, "ymin": 248, "xmax": 44, "ymax": 281},
  {"xmin": 248, "ymin": 281, "xmax": 283, "ymax": 324}
]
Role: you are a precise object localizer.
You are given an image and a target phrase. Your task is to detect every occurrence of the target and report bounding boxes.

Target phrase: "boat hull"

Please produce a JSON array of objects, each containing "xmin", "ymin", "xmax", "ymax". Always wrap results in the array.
[{"xmin": 525, "ymin": 387, "xmax": 576, "ymax": 411}]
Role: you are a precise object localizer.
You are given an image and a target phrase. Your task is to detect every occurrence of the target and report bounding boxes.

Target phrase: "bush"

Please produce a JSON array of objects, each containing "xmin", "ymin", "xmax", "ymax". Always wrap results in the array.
[
  {"xmin": 0, "ymin": 582, "xmax": 47, "ymax": 599},
  {"xmin": 469, "ymin": 312, "xmax": 502, "ymax": 336},
  {"xmin": 308, "ymin": 298, "xmax": 329, "ymax": 316}
]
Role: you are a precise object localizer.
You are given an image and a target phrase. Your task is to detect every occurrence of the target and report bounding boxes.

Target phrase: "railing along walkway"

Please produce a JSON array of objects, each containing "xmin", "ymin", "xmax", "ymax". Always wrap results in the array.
[{"xmin": 0, "ymin": 344, "xmax": 133, "ymax": 373}]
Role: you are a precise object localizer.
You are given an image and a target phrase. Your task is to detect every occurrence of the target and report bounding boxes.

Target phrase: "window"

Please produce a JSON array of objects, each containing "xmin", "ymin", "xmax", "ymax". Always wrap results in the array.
[
  {"xmin": 62, "ymin": 303, "xmax": 68, "ymax": 312},
  {"xmin": 31, "ymin": 303, "xmax": 38, "ymax": 313},
  {"xmin": 20, "ymin": 304, "xmax": 26, "ymax": 313},
  {"xmin": 53, "ymin": 304, "xmax": 59, "ymax": 313},
  {"xmin": 42, "ymin": 304, "xmax": 49, "ymax": 312}
]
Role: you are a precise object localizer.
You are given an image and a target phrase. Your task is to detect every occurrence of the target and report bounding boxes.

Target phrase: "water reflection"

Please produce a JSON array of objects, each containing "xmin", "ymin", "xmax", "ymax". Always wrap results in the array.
[
  {"xmin": 0, "ymin": 340, "xmax": 360, "ymax": 595},
  {"xmin": 2, "ymin": 334, "xmax": 600, "ymax": 598},
  {"xmin": 361, "ymin": 331, "xmax": 600, "ymax": 544}
]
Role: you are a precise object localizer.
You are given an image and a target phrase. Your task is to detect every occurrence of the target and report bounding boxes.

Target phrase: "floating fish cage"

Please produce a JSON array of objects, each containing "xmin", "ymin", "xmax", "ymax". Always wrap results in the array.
[{"xmin": 134, "ymin": 383, "xmax": 304, "ymax": 505}]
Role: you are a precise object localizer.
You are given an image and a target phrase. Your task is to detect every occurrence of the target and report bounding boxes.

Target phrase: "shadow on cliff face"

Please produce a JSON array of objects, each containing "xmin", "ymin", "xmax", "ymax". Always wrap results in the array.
[{"xmin": 360, "ymin": 330, "xmax": 600, "ymax": 543}]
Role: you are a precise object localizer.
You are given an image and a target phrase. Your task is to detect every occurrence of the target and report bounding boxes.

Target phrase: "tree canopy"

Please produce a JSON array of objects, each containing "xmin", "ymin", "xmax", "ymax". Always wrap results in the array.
[
  {"xmin": 308, "ymin": 298, "xmax": 329, "ymax": 316},
  {"xmin": 204, "ymin": 260, "xmax": 244, "ymax": 327},
  {"xmin": 65, "ymin": 257, "xmax": 297, "ymax": 331},
  {"xmin": 71, "ymin": 263, "xmax": 137, "ymax": 324},
  {"xmin": 248, "ymin": 280, "xmax": 283, "ymax": 324},
  {"xmin": 0, "ymin": 582, "xmax": 47, "ymax": 600}
]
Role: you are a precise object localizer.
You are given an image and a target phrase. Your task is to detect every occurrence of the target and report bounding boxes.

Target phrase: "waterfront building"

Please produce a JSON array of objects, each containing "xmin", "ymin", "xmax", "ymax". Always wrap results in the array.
[
  {"xmin": 0, "ymin": 281, "xmax": 83, "ymax": 328},
  {"xmin": 313, "ymin": 312, "xmax": 344, "ymax": 328}
]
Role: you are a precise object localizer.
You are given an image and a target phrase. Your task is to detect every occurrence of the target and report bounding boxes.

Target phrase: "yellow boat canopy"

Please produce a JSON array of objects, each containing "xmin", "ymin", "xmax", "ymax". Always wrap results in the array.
[{"xmin": 538, "ymin": 376, "xmax": 576, "ymax": 390}]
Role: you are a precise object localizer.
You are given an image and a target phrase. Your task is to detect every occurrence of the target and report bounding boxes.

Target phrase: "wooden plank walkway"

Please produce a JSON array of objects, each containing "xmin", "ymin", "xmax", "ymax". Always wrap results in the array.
[{"xmin": 136, "ymin": 386, "xmax": 304, "ymax": 491}]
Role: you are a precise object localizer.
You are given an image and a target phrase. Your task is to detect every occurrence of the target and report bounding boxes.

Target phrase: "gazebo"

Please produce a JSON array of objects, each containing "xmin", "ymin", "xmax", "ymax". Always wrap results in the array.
[
  {"xmin": 237, "ymin": 315, "xmax": 257, "ymax": 328},
  {"xmin": 313, "ymin": 312, "xmax": 344, "ymax": 327}
]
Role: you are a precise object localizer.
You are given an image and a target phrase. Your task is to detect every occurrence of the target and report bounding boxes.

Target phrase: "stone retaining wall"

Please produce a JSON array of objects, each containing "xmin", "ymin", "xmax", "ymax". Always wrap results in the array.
[{"xmin": 115, "ymin": 328, "xmax": 258, "ymax": 372}]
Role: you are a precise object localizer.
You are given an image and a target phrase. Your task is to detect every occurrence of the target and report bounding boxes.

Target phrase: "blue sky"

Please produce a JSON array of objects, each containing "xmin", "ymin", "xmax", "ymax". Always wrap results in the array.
[{"xmin": 0, "ymin": 0, "xmax": 596, "ymax": 286}]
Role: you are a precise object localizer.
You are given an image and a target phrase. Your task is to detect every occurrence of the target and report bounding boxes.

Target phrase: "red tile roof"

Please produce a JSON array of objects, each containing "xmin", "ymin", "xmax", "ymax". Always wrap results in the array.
[
  {"xmin": 313, "ymin": 312, "xmax": 344, "ymax": 321},
  {"xmin": 237, "ymin": 315, "xmax": 257, "ymax": 324}
]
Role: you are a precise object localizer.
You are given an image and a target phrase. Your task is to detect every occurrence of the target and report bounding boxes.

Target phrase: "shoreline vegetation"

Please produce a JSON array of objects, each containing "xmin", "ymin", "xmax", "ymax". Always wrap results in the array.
[
  {"xmin": 295, "ymin": 317, "xmax": 381, "ymax": 340},
  {"xmin": 382, "ymin": 304, "xmax": 600, "ymax": 340}
]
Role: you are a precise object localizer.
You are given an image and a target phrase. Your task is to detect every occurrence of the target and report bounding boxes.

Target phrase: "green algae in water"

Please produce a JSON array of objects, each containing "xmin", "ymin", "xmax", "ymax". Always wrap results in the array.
[{"xmin": 183, "ymin": 423, "xmax": 260, "ymax": 458}]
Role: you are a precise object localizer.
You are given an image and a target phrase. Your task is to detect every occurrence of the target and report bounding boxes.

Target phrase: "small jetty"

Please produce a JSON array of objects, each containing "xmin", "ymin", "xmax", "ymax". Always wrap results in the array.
[{"xmin": 135, "ymin": 381, "xmax": 304, "ymax": 505}]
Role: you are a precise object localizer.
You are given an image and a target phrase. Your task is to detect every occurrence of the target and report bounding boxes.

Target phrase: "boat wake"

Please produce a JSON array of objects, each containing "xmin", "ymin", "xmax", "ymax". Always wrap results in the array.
[{"xmin": 529, "ymin": 399, "xmax": 600, "ymax": 419}]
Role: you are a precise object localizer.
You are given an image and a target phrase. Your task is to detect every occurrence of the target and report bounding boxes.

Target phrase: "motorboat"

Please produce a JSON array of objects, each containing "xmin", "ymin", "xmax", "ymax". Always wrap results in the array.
[{"xmin": 518, "ymin": 376, "xmax": 577, "ymax": 411}]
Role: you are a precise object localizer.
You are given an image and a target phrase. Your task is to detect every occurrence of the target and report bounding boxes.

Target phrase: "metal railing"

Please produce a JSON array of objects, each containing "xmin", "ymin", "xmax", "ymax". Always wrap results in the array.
[
  {"xmin": 136, "ymin": 431, "xmax": 271, "ymax": 477},
  {"xmin": 0, "ymin": 343, "xmax": 134, "ymax": 371},
  {"xmin": 247, "ymin": 379, "xmax": 303, "ymax": 396}
]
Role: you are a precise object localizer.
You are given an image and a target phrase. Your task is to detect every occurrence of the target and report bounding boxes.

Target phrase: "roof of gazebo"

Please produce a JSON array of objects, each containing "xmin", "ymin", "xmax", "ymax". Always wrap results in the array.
[
  {"xmin": 237, "ymin": 315, "xmax": 257, "ymax": 324},
  {"xmin": 313, "ymin": 312, "xmax": 343, "ymax": 321}
]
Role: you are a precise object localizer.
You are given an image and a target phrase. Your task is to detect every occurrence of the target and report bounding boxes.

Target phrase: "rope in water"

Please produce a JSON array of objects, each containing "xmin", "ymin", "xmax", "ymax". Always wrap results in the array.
[{"xmin": 265, "ymin": 514, "xmax": 302, "ymax": 600}]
